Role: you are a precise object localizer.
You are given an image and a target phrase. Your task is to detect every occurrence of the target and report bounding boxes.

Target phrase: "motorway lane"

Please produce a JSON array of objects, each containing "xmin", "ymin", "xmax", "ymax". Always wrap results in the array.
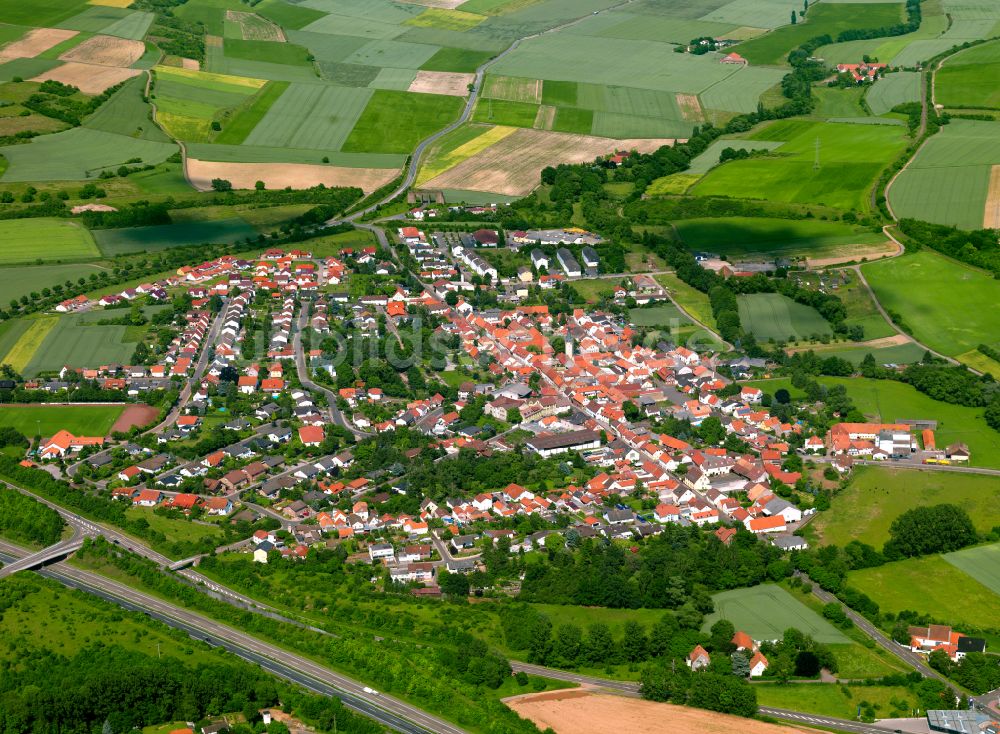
[{"xmin": 0, "ymin": 545, "xmax": 464, "ymax": 734}]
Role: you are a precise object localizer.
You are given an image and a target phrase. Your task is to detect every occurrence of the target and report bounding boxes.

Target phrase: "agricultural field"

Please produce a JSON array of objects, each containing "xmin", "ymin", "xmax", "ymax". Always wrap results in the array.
[
  {"xmin": 694, "ymin": 119, "xmax": 908, "ymax": 213},
  {"xmin": 685, "ymin": 139, "xmax": 784, "ymax": 175},
  {"xmin": 18, "ymin": 310, "xmax": 151, "ymax": 376},
  {"xmin": 737, "ymin": 293, "xmax": 832, "ymax": 342},
  {"xmin": 85, "ymin": 75, "xmax": 172, "ymax": 142},
  {"xmin": 789, "ymin": 340, "xmax": 926, "ymax": 366},
  {"xmin": 0, "ymin": 263, "xmax": 106, "ymax": 303},
  {"xmin": 0, "ymin": 315, "xmax": 58, "ymax": 373},
  {"xmin": 0, "ymin": 218, "xmax": 98, "ymax": 264},
  {"xmin": 0, "ymin": 404, "xmax": 126, "ymax": 437},
  {"xmin": 809, "ymin": 468, "xmax": 1000, "ymax": 549},
  {"xmin": 654, "ymin": 272, "xmax": 716, "ymax": 329},
  {"xmin": 0, "ymin": 127, "xmax": 177, "ymax": 182},
  {"xmin": 848, "ymin": 555, "xmax": 1000, "ymax": 631},
  {"xmin": 416, "ymin": 123, "xmax": 517, "ymax": 185},
  {"xmin": 748, "ymin": 376, "xmax": 1000, "ymax": 469},
  {"xmin": 153, "ymin": 65, "xmax": 266, "ymax": 143},
  {"xmin": 244, "ymin": 82, "xmax": 373, "ymax": 150},
  {"xmin": 945, "ymin": 543, "xmax": 1000, "ymax": 599},
  {"xmin": 674, "ymin": 217, "xmax": 887, "ymax": 260},
  {"xmin": 702, "ymin": 584, "xmax": 849, "ymax": 644},
  {"xmin": 93, "ymin": 217, "xmax": 259, "ymax": 255},
  {"xmin": 862, "ymin": 249, "xmax": 1000, "ymax": 358},
  {"xmin": 936, "ymin": 39, "xmax": 1000, "ymax": 110},
  {"xmin": 888, "ymin": 120, "xmax": 1000, "ymax": 228},
  {"xmin": 865, "ymin": 71, "xmax": 921, "ymax": 116},
  {"xmin": 734, "ymin": 3, "xmax": 905, "ymax": 66},
  {"xmin": 343, "ymin": 89, "xmax": 463, "ymax": 153}
]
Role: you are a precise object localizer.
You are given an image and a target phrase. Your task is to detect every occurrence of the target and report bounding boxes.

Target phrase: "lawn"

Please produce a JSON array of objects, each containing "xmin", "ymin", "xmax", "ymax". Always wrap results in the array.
[
  {"xmin": 888, "ymin": 119, "xmax": 1000, "ymax": 228},
  {"xmin": 738, "ymin": 293, "xmax": 832, "ymax": 342},
  {"xmin": 0, "ymin": 218, "xmax": 98, "ymax": 264},
  {"xmin": 674, "ymin": 217, "xmax": 885, "ymax": 260},
  {"xmin": 848, "ymin": 554, "xmax": 1000, "ymax": 631},
  {"xmin": 702, "ymin": 584, "xmax": 849, "ymax": 644},
  {"xmin": 694, "ymin": 119, "xmax": 907, "ymax": 213},
  {"xmin": 809, "ymin": 467, "xmax": 1000, "ymax": 549},
  {"xmin": 944, "ymin": 543, "xmax": 1000, "ymax": 598},
  {"xmin": 0, "ymin": 404, "xmax": 125, "ymax": 437},
  {"xmin": 754, "ymin": 684, "xmax": 917, "ymax": 720},
  {"xmin": 747, "ymin": 376, "xmax": 1000, "ymax": 469},
  {"xmin": 735, "ymin": 3, "xmax": 905, "ymax": 66},
  {"xmin": 93, "ymin": 217, "xmax": 259, "ymax": 255},
  {"xmin": 0, "ymin": 263, "xmax": 105, "ymax": 303},
  {"xmin": 937, "ymin": 39, "xmax": 1000, "ymax": 109},
  {"xmin": 343, "ymin": 89, "xmax": 463, "ymax": 154},
  {"xmin": 862, "ymin": 249, "xmax": 1000, "ymax": 358}
]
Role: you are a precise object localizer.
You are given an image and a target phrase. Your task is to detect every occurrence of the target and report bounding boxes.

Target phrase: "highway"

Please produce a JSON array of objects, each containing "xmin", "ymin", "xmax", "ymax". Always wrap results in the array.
[{"xmin": 0, "ymin": 542, "xmax": 465, "ymax": 734}]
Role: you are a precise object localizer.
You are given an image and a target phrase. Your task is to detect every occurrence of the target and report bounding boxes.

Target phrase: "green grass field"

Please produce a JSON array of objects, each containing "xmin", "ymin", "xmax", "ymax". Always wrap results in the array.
[
  {"xmin": 685, "ymin": 139, "xmax": 784, "ymax": 174},
  {"xmin": 0, "ymin": 404, "xmax": 125, "ymax": 437},
  {"xmin": 420, "ymin": 46, "xmax": 493, "ymax": 73},
  {"xmin": 735, "ymin": 3, "xmax": 905, "ymax": 66},
  {"xmin": 85, "ymin": 75, "xmax": 171, "ymax": 143},
  {"xmin": 0, "ymin": 263, "xmax": 106, "ymax": 303},
  {"xmin": 126, "ymin": 507, "xmax": 226, "ymax": 546},
  {"xmin": 154, "ymin": 66, "xmax": 265, "ymax": 143},
  {"xmin": 738, "ymin": 293, "xmax": 832, "ymax": 342},
  {"xmin": 747, "ymin": 376, "xmax": 1000, "ymax": 469},
  {"xmin": 93, "ymin": 217, "xmax": 258, "ymax": 256},
  {"xmin": 945, "ymin": 543, "xmax": 1000, "ymax": 598},
  {"xmin": 675, "ymin": 217, "xmax": 885, "ymax": 259},
  {"xmin": 937, "ymin": 39, "xmax": 1000, "ymax": 109},
  {"xmin": 255, "ymin": 0, "xmax": 326, "ymax": 30},
  {"xmin": 754, "ymin": 684, "xmax": 917, "ymax": 720},
  {"xmin": 213, "ymin": 80, "xmax": 289, "ymax": 144},
  {"xmin": 343, "ymin": 89, "xmax": 463, "ymax": 154},
  {"xmin": 223, "ymin": 38, "xmax": 314, "ymax": 66},
  {"xmin": 796, "ymin": 341, "xmax": 926, "ymax": 366},
  {"xmin": 888, "ymin": 119, "xmax": 1000, "ymax": 228},
  {"xmin": 848, "ymin": 554, "xmax": 1000, "ymax": 631},
  {"xmin": 703, "ymin": 585, "xmax": 849, "ymax": 644},
  {"xmin": 628, "ymin": 304, "xmax": 692, "ymax": 327},
  {"xmin": 863, "ymin": 250, "xmax": 1000, "ymax": 357},
  {"xmin": 810, "ymin": 467, "xmax": 1000, "ymax": 548},
  {"xmin": 0, "ymin": 315, "xmax": 56, "ymax": 373},
  {"xmin": 695, "ymin": 119, "xmax": 907, "ymax": 212},
  {"xmin": 0, "ymin": 218, "xmax": 98, "ymax": 264},
  {"xmin": 655, "ymin": 272, "xmax": 716, "ymax": 329}
]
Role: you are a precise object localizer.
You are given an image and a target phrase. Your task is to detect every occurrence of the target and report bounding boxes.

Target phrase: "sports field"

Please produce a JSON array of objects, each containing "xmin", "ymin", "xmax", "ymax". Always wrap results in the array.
[
  {"xmin": 93, "ymin": 217, "xmax": 259, "ymax": 256},
  {"xmin": 738, "ymin": 293, "xmax": 832, "ymax": 342},
  {"xmin": 702, "ymin": 584, "xmax": 849, "ymax": 644},
  {"xmin": 694, "ymin": 120, "xmax": 907, "ymax": 212},
  {"xmin": 848, "ymin": 555, "xmax": 1000, "ymax": 631},
  {"xmin": 862, "ymin": 250, "xmax": 1000, "ymax": 358},
  {"xmin": 810, "ymin": 468, "xmax": 1000, "ymax": 548},
  {"xmin": 0, "ymin": 218, "xmax": 98, "ymax": 264},
  {"xmin": 0, "ymin": 404, "xmax": 125, "ymax": 437},
  {"xmin": 675, "ymin": 217, "xmax": 886, "ymax": 259},
  {"xmin": 888, "ymin": 119, "xmax": 1000, "ymax": 228},
  {"xmin": 945, "ymin": 543, "xmax": 1000, "ymax": 598},
  {"xmin": 936, "ymin": 39, "xmax": 1000, "ymax": 110}
]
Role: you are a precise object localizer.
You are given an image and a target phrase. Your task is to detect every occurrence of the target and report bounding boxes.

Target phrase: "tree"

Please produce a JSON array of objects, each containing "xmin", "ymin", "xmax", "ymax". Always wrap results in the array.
[
  {"xmin": 883, "ymin": 504, "xmax": 977, "ymax": 558},
  {"xmin": 552, "ymin": 623, "xmax": 583, "ymax": 666},
  {"xmin": 709, "ymin": 619, "xmax": 735, "ymax": 654},
  {"xmin": 584, "ymin": 622, "xmax": 614, "ymax": 664},
  {"xmin": 774, "ymin": 388, "xmax": 791, "ymax": 404},
  {"xmin": 438, "ymin": 569, "xmax": 470, "ymax": 597},
  {"xmin": 621, "ymin": 620, "xmax": 648, "ymax": 662},
  {"xmin": 255, "ymin": 180, "xmax": 266, "ymax": 191},
  {"xmin": 687, "ymin": 672, "xmax": 757, "ymax": 717},
  {"xmin": 731, "ymin": 651, "xmax": 750, "ymax": 678},
  {"xmin": 211, "ymin": 178, "xmax": 233, "ymax": 192},
  {"xmin": 698, "ymin": 416, "xmax": 725, "ymax": 446},
  {"xmin": 791, "ymin": 9, "xmax": 797, "ymax": 23}
]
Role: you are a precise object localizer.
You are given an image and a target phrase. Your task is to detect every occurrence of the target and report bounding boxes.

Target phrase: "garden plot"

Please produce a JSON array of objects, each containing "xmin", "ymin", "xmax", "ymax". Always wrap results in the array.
[
  {"xmin": 185, "ymin": 158, "xmax": 397, "ymax": 193},
  {"xmin": 423, "ymin": 127, "xmax": 675, "ymax": 195},
  {"xmin": 408, "ymin": 69, "xmax": 473, "ymax": 95},
  {"xmin": 0, "ymin": 28, "xmax": 78, "ymax": 63}
]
